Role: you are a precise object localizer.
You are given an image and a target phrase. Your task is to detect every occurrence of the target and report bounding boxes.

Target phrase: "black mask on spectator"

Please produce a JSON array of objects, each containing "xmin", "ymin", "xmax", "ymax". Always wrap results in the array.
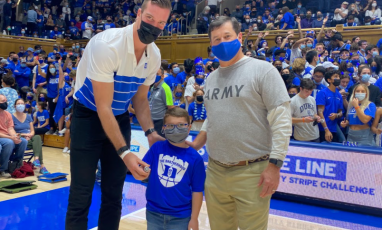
[
  {"xmin": 333, "ymin": 79, "xmax": 341, "ymax": 86},
  {"xmin": 107, "ymin": 20, "xmax": 112, "ymax": 22},
  {"xmin": 13, "ymin": 58, "xmax": 18, "ymax": 62},
  {"xmin": 137, "ymin": 20, "xmax": 162, "ymax": 44},
  {"xmin": 276, "ymin": 66, "xmax": 282, "ymax": 72},
  {"xmin": 196, "ymin": 96, "xmax": 204, "ymax": 102},
  {"xmin": 281, "ymin": 73, "xmax": 289, "ymax": 81},
  {"xmin": 0, "ymin": 102, "xmax": 8, "ymax": 110}
]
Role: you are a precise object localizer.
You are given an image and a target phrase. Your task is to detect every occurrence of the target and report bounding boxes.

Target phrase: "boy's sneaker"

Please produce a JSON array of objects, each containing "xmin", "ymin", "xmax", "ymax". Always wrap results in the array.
[
  {"xmin": 63, "ymin": 147, "xmax": 69, "ymax": 153},
  {"xmin": 32, "ymin": 159, "xmax": 41, "ymax": 168},
  {"xmin": 40, "ymin": 167, "xmax": 50, "ymax": 174},
  {"xmin": 45, "ymin": 129, "xmax": 54, "ymax": 135},
  {"xmin": 0, "ymin": 171, "xmax": 11, "ymax": 178},
  {"xmin": 58, "ymin": 128, "xmax": 67, "ymax": 134}
]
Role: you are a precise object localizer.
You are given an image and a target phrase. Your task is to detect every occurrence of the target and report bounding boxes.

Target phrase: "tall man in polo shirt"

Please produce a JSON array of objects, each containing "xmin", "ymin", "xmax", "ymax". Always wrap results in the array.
[
  {"xmin": 149, "ymin": 67, "xmax": 174, "ymax": 137},
  {"xmin": 65, "ymin": 0, "xmax": 171, "ymax": 229},
  {"xmin": 188, "ymin": 16, "xmax": 292, "ymax": 230}
]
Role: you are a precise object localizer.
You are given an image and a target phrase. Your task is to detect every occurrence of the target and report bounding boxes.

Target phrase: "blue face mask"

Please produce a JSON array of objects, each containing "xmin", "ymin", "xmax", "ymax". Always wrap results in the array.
[
  {"xmin": 49, "ymin": 68, "xmax": 56, "ymax": 74},
  {"xmin": 154, "ymin": 75, "xmax": 162, "ymax": 83},
  {"xmin": 347, "ymin": 67, "xmax": 354, "ymax": 73},
  {"xmin": 307, "ymin": 43, "xmax": 313, "ymax": 48},
  {"xmin": 279, "ymin": 56, "xmax": 285, "ymax": 62},
  {"xmin": 21, "ymin": 63, "xmax": 27, "ymax": 68},
  {"xmin": 212, "ymin": 39, "xmax": 241, "ymax": 62},
  {"xmin": 173, "ymin": 67, "xmax": 180, "ymax": 74},
  {"xmin": 300, "ymin": 45, "xmax": 306, "ymax": 49},
  {"xmin": 339, "ymin": 85, "xmax": 347, "ymax": 90},
  {"xmin": 371, "ymin": 66, "xmax": 377, "ymax": 72},
  {"xmin": 25, "ymin": 104, "xmax": 31, "ymax": 108},
  {"xmin": 373, "ymin": 51, "xmax": 379, "ymax": 57},
  {"xmin": 65, "ymin": 75, "xmax": 70, "ymax": 82},
  {"xmin": 361, "ymin": 74, "xmax": 371, "ymax": 82},
  {"xmin": 27, "ymin": 96, "xmax": 33, "ymax": 100},
  {"xmin": 39, "ymin": 97, "xmax": 45, "ymax": 102},
  {"xmin": 35, "ymin": 50, "xmax": 41, "ymax": 54},
  {"xmin": 39, "ymin": 60, "xmax": 44, "ymax": 64},
  {"xmin": 195, "ymin": 78, "xmax": 204, "ymax": 85},
  {"xmin": 350, "ymin": 60, "xmax": 359, "ymax": 66},
  {"xmin": 75, "ymin": 45, "xmax": 80, "ymax": 49},
  {"xmin": 175, "ymin": 92, "xmax": 182, "ymax": 98}
]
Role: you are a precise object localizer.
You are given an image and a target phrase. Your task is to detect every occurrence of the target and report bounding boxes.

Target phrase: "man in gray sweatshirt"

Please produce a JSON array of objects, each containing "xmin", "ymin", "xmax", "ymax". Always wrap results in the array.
[{"xmin": 26, "ymin": 6, "xmax": 37, "ymax": 36}]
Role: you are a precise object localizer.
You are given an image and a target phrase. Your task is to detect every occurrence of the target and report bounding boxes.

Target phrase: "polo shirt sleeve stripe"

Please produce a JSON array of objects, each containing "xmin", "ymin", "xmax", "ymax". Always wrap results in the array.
[{"xmin": 162, "ymin": 83, "xmax": 174, "ymax": 106}]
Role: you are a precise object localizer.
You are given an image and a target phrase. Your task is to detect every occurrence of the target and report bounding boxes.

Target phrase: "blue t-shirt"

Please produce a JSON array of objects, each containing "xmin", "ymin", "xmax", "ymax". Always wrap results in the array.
[
  {"xmin": 203, "ymin": 57, "xmax": 219, "ymax": 65},
  {"xmin": 292, "ymin": 77, "xmax": 300, "ymax": 86},
  {"xmin": 12, "ymin": 114, "xmax": 33, "ymax": 133},
  {"xmin": 316, "ymin": 87, "xmax": 344, "ymax": 132},
  {"xmin": 104, "ymin": 23, "xmax": 116, "ymax": 30},
  {"xmin": 36, "ymin": 110, "xmax": 50, "ymax": 130},
  {"xmin": 280, "ymin": 12, "xmax": 294, "ymax": 29},
  {"xmin": 188, "ymin": 102, "xmax": 207, "ymax": 121},
  {"xmin": 35, "ymin": 65, "xmax": 48, "ymax": 89},
  {"xmin": 176, "ymin": 71, "xmax": 187, "ymax": 84},
  {"xmin": 69, "ymin": 26, "xmax": 79, "ymax": 35},
  {"xmin": 47, "ymin": 74, "xmax": 59, "ymax": 98},
  {"xmin": 174, "ymin": 99, "xmax": 185, "ymax": 109},
  {"xmin": 348, "ymin": 102, "xmax": 376, "ymax": 126},
  {"xmin": 142, "ymin": 141, "xmax": 206, "ymax": 218},
  {"xmin": 164, "ymin": 75, "xmax": 182, "ymax": 91},
  {"xmin": 311, "ymin": 83, "xmax": 327, "ymax": 99},
  {"xmin": 375, "ymin": 77, "xmax": 382, "ymax": 94}
]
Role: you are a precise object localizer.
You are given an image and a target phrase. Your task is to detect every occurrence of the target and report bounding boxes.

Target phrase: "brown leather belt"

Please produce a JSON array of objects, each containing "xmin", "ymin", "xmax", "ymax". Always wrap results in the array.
[{"xmin": 212, "ymin": 154, "xmax": 270, "ymax": 167}]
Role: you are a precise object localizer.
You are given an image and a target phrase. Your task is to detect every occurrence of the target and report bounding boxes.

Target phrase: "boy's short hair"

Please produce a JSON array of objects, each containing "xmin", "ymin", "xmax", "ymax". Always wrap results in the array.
[
  {"xmin": 324, "ymin": 70, "xmax": 340, "ymax": 82},
  {"xmin": 163, "ymin": 107, "xmax": 190, "ymax": 124},
  {"xmin": 2, "ymin": 74, "xmax": 15, "ymax": 86},
  {"xmin": 300, "ymin": 78, "xmax": 315, "ymax": 90},
  {"xmin": 314, "ymin": 66, "xmax": 326, "ymax": 75}
]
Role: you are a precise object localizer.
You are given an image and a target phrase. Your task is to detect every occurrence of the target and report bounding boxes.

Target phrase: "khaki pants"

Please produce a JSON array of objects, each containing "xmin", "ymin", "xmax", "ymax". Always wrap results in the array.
[{"xmin": 205, "ymin": 158, "xmax": 271, "ymax": 230}]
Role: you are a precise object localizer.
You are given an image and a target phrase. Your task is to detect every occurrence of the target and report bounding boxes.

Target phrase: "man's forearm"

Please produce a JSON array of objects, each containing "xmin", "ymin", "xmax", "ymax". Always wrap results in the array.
[
  {"xmin": 98, "ymin": 106, "xmax": 126, "ymax": 150},
  {"xmin": 267, "ymin": 102, "xmax": 292, "ymax": 161},
  {"xmin": 191, "ymin": 192, "xmax": 203, "ymax": 220},
  {"xmin": 132, "ymin": 96, "xmax": 154, "ymax": 132}
]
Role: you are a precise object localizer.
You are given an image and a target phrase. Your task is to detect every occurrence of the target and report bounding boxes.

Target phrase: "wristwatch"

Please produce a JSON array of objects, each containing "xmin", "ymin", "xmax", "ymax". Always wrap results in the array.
[
  {"xmin": 117, "ymin": 146, "xmax": 129, "ymax": 156},
  {"xmin": 145, "ymin": 128, "xmax": 156, "ymax": 137},
  {"xmin": 269, "ymin": 158, "xmax": 283, "ymax": 168}
]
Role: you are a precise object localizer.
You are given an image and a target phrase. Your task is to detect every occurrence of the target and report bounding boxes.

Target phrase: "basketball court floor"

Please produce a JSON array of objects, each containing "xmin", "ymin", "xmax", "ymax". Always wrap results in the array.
[{"xmin": 0, "ymin": 147, "xmax": 381, "ymax": 230}]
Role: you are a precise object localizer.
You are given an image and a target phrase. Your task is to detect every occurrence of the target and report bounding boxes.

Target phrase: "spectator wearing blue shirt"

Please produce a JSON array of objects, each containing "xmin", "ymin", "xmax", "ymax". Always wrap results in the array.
[
  {"xmin": 164, "ymin": 63, "xmax": 182, "ymax": 91},
  {"xmin": 311, "ymin": 66, "xmax": 327, "ymax": 99},
  {"xmin": 7, "ymin": 54, "xmax": 20, "ymax": 73},
  {"xmin": 36, "ymin": 9, "xmax": 44, "ymax": 37},
  {"xmin": 341, "ymin": 84, "xmax": 377, "ymax": 146},
  {"xmin": 104, "ymin": 16, "xmax": 116, "ymax": 30},
  {"xmin": 243, "ymin": 4, "xmax": 251, "ymax": 16},
  {"xmin": 280, "ymin": 7, "xmax": 294, "ymax": 30},
  {"xmin": 292, "ymin": 1, "xmax": 307, "ymax": 16},
  {"xmin": 203, "ymin": 46, "xmax": 219, "ymax": 65},
  {"xmin": 34, "ymin": 102, "xmax": 50, "ymax": 135},
  {"xmin": 59, "ymin": 45, "xmax": 68, "ymax": 57},
  {"xmin": 50, "ymin": 26, "xmax": 62, "ymax": 39},
  {"xmin": 316, "ymin": 70, "xmax": 344, "ymax": 143},
  {"xmin": 142, "ymin": 108, "xmax": 205, "ymax": 230},
  {"xmin": 17, "ymin": 46, "xmax": 26, "ymax": 58},
  {"xmin": 262, "ymin": 9, "xmax": 273, "ymax": 24},
  {"xmin": 187, "ymin": 89, "xmax": 207, "ymax": 131},
  {"xmin": 173, "ymin": 86, "xmax": 186, "ymax": 109},
  {"xmin": 343, "ymin": 15, "xmax": 358, "ymax": 27},
  {"xmin": 14, "ymin": 59, "xmax": 31, "ymax": 89},
  {"xmin": 69, "ymin": 21, "xmax": 80, "ymax": 37}
]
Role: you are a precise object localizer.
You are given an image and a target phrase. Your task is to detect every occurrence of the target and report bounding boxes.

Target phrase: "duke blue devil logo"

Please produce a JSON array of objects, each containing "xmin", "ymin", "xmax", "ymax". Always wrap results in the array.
[{"xmin": 158, "ymin": 154, "xmax": 189, "ymax": 188}]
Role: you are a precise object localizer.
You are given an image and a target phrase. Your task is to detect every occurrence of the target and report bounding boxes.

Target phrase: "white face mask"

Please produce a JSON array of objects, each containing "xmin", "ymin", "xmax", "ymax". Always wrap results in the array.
[
  {"xmin": 355, "ymin": 93, "xmax": 366, "ymax": 101},
  {"xmin": 246, "ymin": 19, "xmax": 250, "ymax": 23},
  {"xmin": 372, "ymin": 3, "xmax": 377, "ymax": 7}
]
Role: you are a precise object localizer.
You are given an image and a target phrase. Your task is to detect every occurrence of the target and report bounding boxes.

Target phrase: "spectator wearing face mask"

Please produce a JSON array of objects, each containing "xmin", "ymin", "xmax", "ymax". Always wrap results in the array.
[
  {"xmin": 303, "ymin": 50, "xmax": 319, "ymax": 79},
  {"xmin": 173, "ymin": 85, "xmax": 186, "ymax": 109},
  {"xmin": 164, "ymin": 63, "xmax": 182, "ymax": 91},
  {"xmin": 0, "ymin": 75, "xmax": 18, "ymax": 114},
  {"xmin": 291, "ymin": 79, "xmax": 321, "ymax": 142},
  {"xmin": 332, "ymin": 1, "xmax": 349, "ymax": 26},
  {"xmin": 365, "ymin": 45, "xmax": 379, "ymax": 60},
  {"xmin": 316, "ymin": 70, "xmax": 344, "ymax": 143},
  {"xmin": 301, "ymin": 10, "xmax": 313, "ymax": 29},
  {"xmin": 104, "ymin": 16, "xmax": 116, "ymax": 30},
  {"xmin": 231, "ymin": 5, "xmax": 243, "ymax": 23},
  {"xmin": 311, "ymin": 66, "xmax": 327, "ymax": 99},
  {"xmin": 197, "ymin": 6, "xmax": 210, "ymax": 34},
  {"xmin": 149, "ymin": 67, "xmax": 174, "ymax": 137},
  {"xmin": 365, "ymin": 1, "xmax": 381, "ymax": 24},
  {"xmin": 56, "ymin": 14, "xmax": 67, "ymax": 31},
  {"xmin": 82, "ymin": 16, "xmax": 95, "ymax": 39},
  {"xmin": 206, "ymin": 0, "xmax": 221, "ymax": 16},
  {"xmin": 32, "ymin": 53, "xmax": 48, "ymax": 103},
  {"xmin": 293, "ymin": 1, "xmax": 307, "ymax": 16},
  {"xmin": 348, "ymin": 66, "xmax": 382, "ymax": 107},
  {"xmin": 14, "ymin": 59, "xmax": 31, "ymax": 89},
  {"xmin": 241, "ymin": 15, "xmax": 251, "ymax": 32},
  {"xmin": 280, "ymin": 6, "xmax": 294, "ymax": 30},
  {"xmin": 312, "ymin": 11, "xmax": 326, "ymax": 28},
  {"xmin": 348, "ymin": 3, "xmax": 360, "ymax": 23},
  {"xmin": 341, "ymin": 83, "xmax": 377, "ymax": 146},
  {"xmin": 7, "ymin": 54, "xmax": 20, "ymax": 73},
  {"xmin": 203, "ymin": 46, "xmax": 219, "ymax": 65},
  {"xmin": 188, "ymin": 89, "xmax": 206, "ymax": 131},
  {"xmin": 344, "ymin": 15, "xmax": 358, "ymax": 27},
  {"xmin": 50, "ymin": 27, "xmax": 62, "ymax": 39},
  {"xmin": 62, "ymin": 2, "xmax": 71, "ymax": 21},
  {"xmin": 185, "ymin": 72, "xmax": 205, "ymax": 106}
]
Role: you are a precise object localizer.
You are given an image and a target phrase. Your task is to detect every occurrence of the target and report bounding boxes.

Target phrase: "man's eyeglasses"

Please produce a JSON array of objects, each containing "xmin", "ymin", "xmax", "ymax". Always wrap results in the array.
[{"xmin": 163, "ymin": 123, "xmax": 189, "ymax": 130}]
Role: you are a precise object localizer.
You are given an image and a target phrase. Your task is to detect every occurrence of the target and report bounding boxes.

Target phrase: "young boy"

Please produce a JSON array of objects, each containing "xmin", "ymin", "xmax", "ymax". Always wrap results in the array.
[
  {"xmin": 316, "ymin": 70, "xmax": 344, "ymax": 143},
  {"xmin": 142, "ymin": 107, "xmax": 206, "ymax": 230},
  {"xmin": 291, "ymin": 78, "xmax": 321, "ymax": 142}
]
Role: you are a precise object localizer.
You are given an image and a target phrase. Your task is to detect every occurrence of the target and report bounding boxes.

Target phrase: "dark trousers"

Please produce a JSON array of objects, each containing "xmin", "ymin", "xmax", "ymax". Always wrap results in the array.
[
  {"xmin": 65, "ymin": 101, "xmax": 129, "ymax": 230},
  {"xmin": 153, "ymin": 119, "xmax": 165, "ymax": 138},
  {"xmin": 208, "ymin": 5, "xmax": 217, "ymax": 15},
  {"xmin": 34, "ymin": 127, "xmax": 49, "ymax": 135},
  {"xmin": 319, "ymin": 131, "xmax": 339, "ymax": 143},
  {"xmin": 27, "ymin": 22, "xmax": 35, "ymax": 36},
  {"xmin": 47, "ymin": 97, "xmax": 57, "ymax": 131}
]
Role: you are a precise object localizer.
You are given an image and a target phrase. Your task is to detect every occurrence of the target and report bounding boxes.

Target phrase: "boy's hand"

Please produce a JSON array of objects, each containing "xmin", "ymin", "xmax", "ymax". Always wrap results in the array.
[{"xmin": 188, "ymin": 218, "xmax": 199, "ymax": 230}]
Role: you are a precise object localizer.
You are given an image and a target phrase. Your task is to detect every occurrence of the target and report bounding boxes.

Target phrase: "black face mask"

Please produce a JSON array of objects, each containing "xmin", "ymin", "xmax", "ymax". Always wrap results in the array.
[
  {"xmin": 281, "ymin": 74, "xmax": 289, "ymax": 81},
  {"xmin": 276, "ymin": 66, "xmax": 282, "ymax": 72},
  {"xmin": 289, "ymin": 93, "xmax": 296, "ymax": 98},
  {"xmin": 107, "ymin": 20, "xmax": 112, "ymax": 22},
  {"xmin": 0, "ymin": 102, "xmax": 8, "ymax": 110},
  {"xmin": 196, "ymin": 95, "xmax": 204, "ymax": 102},
  {"xmin": 137, "ymin": 20, "xmax": 162, "ymax": 44},
  {"xmin": 333, "ymin": 79, "xmax": 341, "ymax": 86},
  {"xmin": 13, "ymin": 58, "xmax": 18, "ymax": 62}
]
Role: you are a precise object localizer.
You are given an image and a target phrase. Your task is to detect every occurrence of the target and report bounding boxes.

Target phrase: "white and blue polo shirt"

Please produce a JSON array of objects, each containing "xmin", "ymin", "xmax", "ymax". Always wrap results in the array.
[{"xmin": 74, "ymin": 24, "xmax": 161, "ymax": 116}]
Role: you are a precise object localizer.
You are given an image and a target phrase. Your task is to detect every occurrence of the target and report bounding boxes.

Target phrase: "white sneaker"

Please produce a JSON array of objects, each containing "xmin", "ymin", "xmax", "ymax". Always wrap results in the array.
[
  {"xmin": 67, "ymin": 150, "xmax": 70, "ymax": 154},
  {"xmin": 63, "ymin": 147, "xmax": 69, "ymax": 153},
  {"xmin": 58, "ymin": 128, "xmax": 67, "ymax": 134}
]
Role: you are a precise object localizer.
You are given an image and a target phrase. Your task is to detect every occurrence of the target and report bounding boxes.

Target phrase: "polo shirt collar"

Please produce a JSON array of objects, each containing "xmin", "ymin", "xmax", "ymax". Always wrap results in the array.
[{"xmin": 126, "ymin": 23, "xmax": 151, "ymax": 59}]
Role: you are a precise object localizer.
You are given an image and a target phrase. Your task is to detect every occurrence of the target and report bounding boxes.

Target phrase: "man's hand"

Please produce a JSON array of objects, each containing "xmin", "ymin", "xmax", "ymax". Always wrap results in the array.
[
  {"xmin": 258, "ymin": 163, "xmax": 280, "ymax": 198},
  {"xmin": 248, "ymin": 25, "xmax": 253, "ymax": 33},
  {"xmin": 325, "ymin": 130, "xmax": 333, "ymax": 142},
  {"xmin": 315, "ymin": 115, "xmax": 321, "ymax": 123},
  {"xmin": 38, "ymin": 83, "xmax": 45, "ymax": 87},
  {"xmin": 329, "ymin": 113, "xmax": 337, "ymax": 121},
  {"xmin": 340, "ymin": 119, "xmax": 349, "ymax": 128},
  {"xmin": 376, "ymin": 129, "xmax": 382, "ymax": 135},
  {"xmin": 12, "ymin": 136, "xmax": 21, "ymax": 144},
  {"xmin": 122, "ymin": 152, "xmax": 150, "ymax": 180},
  {"xmin": 33, "ymin": 88, "xmax": 37, "ymax": 93},
  {"xmin": 65, "ymin": 96, "xmax": 69, "ymax": 104},
  {"xmin": 323, "ymin": 16, "xmax": 328, "ymax": 24},
  {"xmin": 296, "ymin": 16, "xmax": 301, "ymax": 24},
  {"xmin": 188, "ymin": 218, "xmax": 199, "ymax": 230},
  {"xmin": 147, "ymin": 132, "xmax": 165, "ymax": 147}
]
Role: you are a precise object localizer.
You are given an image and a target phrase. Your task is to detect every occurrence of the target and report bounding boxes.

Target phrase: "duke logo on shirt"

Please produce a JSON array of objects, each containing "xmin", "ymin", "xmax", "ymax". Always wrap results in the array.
[
  {"xmin": 144, "ymin": 63, "xmax": 148, "ymax": 69},
  {"xmin": 158, "ymin": 154, "xmax": 189, "ymax": 188}
]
